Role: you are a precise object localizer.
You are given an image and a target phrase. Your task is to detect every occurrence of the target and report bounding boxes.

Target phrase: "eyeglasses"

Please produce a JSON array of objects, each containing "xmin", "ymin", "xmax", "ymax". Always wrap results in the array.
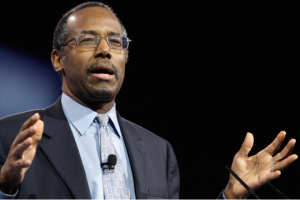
[{"xmin": 63, "ymin": 34, "xmax": 131, "ymax": 50}]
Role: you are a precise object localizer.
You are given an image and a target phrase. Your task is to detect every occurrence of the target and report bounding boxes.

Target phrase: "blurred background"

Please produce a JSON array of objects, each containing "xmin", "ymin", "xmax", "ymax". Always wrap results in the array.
[{"xmin": 0, "ymin": 0, "xmax": 299, "ymax": 198}]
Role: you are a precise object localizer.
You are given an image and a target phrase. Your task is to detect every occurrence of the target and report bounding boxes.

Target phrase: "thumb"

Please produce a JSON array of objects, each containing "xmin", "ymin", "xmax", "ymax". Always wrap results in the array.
[{"xmin": 237, "ymin": 132, "xmax": 254, "ymax": 157}]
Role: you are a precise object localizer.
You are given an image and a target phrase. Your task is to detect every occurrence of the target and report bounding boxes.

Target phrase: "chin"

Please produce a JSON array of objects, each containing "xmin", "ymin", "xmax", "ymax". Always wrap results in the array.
[
  {"xmin": 90, "ymin": 88, "xmax": 117, "ymax": 102},
  {"xmin": 94, "ymin": 94, "xmax": 115, "ymax": 103},
  {"xmin": 80, "ymin": 93, "xmax": 115, "ymax": 108}
]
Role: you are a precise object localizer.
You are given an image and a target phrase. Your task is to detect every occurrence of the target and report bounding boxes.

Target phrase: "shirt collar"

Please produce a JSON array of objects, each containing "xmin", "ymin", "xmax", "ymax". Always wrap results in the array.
[{"xmin": 61, "ymin": 93, "xmax": 121, "ymax": 137}]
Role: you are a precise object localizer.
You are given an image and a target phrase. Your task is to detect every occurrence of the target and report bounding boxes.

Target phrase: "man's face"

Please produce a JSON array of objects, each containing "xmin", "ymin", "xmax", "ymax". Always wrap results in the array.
[{"xmin": 60, "ymin": 7, "xmax": 126, "ymax": 106}]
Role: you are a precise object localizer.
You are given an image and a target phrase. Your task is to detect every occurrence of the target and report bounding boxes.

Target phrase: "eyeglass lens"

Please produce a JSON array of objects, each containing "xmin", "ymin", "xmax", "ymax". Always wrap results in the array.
[{"xmin": 76, "ymin": 34, "xmax": 129, "ymax": 49}]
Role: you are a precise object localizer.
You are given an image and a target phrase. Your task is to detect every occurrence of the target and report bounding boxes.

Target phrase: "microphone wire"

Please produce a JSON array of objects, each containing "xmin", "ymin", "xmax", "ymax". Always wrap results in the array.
[
  {"xmin": 225, "ymin": 165, "xmax": 260, "ymax": 199},
  {"xmin": 267, "ymin": 182, "xmax": 289, "ymax": 199}
]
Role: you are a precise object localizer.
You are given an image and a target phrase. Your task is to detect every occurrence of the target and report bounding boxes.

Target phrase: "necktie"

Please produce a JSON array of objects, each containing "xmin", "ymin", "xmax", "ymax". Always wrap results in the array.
[{"xmin": 97, "ymin": 114, "xmax": 130, "ymax": 199}]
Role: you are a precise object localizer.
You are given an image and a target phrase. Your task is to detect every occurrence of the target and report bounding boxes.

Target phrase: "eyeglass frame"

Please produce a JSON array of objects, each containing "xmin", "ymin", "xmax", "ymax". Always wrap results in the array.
[{"xmin": 62, "ymin": 34, "xmax": 131, "ymax": 50}]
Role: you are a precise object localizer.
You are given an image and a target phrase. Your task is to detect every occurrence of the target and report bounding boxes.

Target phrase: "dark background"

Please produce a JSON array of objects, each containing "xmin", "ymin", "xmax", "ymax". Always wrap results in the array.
[{"xmin": 1, "ymin": 0, "xmax": 299, "ymax": 198}]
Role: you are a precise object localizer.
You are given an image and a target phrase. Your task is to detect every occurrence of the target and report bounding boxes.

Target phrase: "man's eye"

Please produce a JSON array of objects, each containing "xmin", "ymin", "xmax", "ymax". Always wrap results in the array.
[
  {"xmin": 79, "ymin": 38, "xmax": 95, "ymax": 44},
  {"xmin": 109, "ymin": 39, "xmax": 121, "ymax": 46}
]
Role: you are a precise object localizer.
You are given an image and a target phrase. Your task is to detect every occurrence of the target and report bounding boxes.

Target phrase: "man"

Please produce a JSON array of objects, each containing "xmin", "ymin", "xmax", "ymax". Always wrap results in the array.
[{"xmin": 0, "ymin": 2, "xmax": 297, "ymax": 199}]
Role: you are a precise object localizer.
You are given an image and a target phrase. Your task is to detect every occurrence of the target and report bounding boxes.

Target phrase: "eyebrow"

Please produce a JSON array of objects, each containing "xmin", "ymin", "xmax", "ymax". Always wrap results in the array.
[{"xmin": 80, "ymin": 30, "xmax": 121, "ymax": 36}]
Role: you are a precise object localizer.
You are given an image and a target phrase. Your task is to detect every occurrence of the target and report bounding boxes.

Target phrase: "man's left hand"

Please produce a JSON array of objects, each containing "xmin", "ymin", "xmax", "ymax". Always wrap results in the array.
[{"xmin": 224, "ymin": 131, "xmax": 297, "ymax": 199}]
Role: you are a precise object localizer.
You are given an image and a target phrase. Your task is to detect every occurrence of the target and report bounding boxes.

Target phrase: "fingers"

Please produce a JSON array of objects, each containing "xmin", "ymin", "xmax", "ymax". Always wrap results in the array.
[
  {"xmin": 0, "ymin": 114, "xmax": 43, "ymax": 189},
  {"xmin": 14, "ymin": 113, "xmax": 43, "ymax": 145},
  {"xmin": 33, "ymin": 119, "xmax": 44, "ymax": 141},
  {"xmin": 267, "ymin": 154, "xmax": 297, "ymax": 183},
  {"xmin": 20, "ymin": 113, "xmax": 40, "ymax": 132},
  {"xmin": 264, "ymin": 131, "xmax": 286, "ymax": 156},
  {"xmin": 237, "ymin": 132, "xmax": 254, "ymax": 157},
  {"xmin": 13, "ymin": 138, "xmax": 32, "ymax": 159},
  {"xmin": 14, "ymin": 125, "xmax": 36, "ymax": 146},
  {"xmin": 267, "ymin": 170, "xmax": 282, "ymax": 182},
  {"xmin": 13, "ymin": 157, "xmax": 31, "ymax": 169},
  {"xmin": 269, "ymin": 136, "xmax": 297, "ymax": 174},
  {"xmin": 273, "ymin": 139, "xmax": 296, "ymax": 163},
  {"xmin": 274, "ymin": 154, "xmax": 298, "ymax": 171},
  {"xmin": 10, "ymin": 113, "xmax": 44, "ymax": 160}
]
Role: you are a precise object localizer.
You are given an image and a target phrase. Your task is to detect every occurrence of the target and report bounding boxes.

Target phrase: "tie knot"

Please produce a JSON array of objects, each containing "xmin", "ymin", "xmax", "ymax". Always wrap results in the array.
[{"xmin": 96, "ymin": 114, "xmax": 109, "ymax": 126}]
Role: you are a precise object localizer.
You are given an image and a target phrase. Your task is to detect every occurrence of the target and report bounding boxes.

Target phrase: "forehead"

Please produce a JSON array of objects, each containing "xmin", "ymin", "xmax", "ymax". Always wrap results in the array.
[{"xmin": 67, "ymin": 7, "xmax": 123, "ymax": 37}]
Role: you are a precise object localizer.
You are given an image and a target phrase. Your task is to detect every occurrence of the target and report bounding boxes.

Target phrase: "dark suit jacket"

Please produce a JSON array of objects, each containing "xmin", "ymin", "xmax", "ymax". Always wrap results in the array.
[{"xmin": 0, "ymin": 98, "xmax": 180, "ymax": 199}]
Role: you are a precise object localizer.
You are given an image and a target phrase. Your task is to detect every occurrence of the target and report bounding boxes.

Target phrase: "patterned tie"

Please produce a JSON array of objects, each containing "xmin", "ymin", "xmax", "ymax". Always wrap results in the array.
[{"xmin": 96, "ymin": 114, "xmax": 130, "ymax": 199}]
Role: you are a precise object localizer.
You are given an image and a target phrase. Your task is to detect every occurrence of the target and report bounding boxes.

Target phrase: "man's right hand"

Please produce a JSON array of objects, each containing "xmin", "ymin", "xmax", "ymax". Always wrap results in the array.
[{"xmin": 0, "ymin": 113, "xmax": 44, "ymax": 194}]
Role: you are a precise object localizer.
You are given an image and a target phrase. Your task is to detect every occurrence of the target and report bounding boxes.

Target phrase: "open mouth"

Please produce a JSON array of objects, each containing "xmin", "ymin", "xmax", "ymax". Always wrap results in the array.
[{"xmin": 91, "ymin": 67, "xmax": 114, "ymax": 75}]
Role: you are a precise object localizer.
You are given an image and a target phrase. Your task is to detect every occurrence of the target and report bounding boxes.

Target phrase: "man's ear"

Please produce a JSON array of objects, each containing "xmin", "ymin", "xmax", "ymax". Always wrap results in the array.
[{"xmin": 51, "ymin": 49, "xmax": 64, "ymax": 72}]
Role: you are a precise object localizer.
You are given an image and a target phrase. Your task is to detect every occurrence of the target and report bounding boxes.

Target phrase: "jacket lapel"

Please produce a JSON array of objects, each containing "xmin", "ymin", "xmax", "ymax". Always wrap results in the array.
[
  {"xmin": 117, "ymin": 113, "xmax": 148, "ymax": 199},
  {"xmin": 39, "ymin": 98, "xmax": 91, "ymax": 199}
]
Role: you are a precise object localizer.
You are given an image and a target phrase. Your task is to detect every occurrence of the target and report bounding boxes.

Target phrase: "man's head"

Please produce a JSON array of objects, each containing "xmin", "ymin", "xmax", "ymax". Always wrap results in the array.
[
  {"xmin": 51, "ymin": 2, "xmax": 129, "ymax": 112},
  {"xmin": 52, "ymin": 2, "xmax": 128, "ymax": 58}
]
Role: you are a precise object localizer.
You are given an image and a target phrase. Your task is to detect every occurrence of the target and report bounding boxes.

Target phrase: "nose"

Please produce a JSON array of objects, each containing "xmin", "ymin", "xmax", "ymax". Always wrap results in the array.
[{"xmin": 94, "ymin": 38, "xmax": 111, "ymax": 59}]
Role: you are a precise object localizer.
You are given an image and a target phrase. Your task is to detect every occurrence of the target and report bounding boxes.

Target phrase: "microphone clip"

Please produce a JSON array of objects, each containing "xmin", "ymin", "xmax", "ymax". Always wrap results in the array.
[{"xmin": 101, "ymin": 154, "xmax": 117, "ymax": 173}]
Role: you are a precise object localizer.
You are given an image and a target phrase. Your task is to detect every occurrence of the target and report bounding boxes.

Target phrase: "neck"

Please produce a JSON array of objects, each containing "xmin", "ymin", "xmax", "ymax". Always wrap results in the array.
[
  {"xmin": 63, "ymin": 90, "xmax": 115, "ymax": 114},
  {"xmin": 85, "ymin": 100, "xmax": 115, "ymax": 114}
]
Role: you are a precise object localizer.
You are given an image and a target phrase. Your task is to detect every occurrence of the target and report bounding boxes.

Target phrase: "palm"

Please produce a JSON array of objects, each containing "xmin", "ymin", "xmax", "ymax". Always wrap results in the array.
[{"xmin": 231, "ymin": 150, "xmax": 274, "ymax": 195}]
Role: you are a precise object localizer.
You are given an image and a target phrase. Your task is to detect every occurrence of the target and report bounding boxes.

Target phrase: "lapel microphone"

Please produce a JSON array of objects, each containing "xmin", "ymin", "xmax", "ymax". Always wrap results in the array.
[{"xmin": 101, "ymin": 154, "xmax": 117, "ymax": 172}]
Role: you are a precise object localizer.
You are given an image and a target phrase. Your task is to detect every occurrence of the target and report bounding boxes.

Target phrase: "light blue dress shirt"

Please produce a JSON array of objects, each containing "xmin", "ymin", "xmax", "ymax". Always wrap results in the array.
[{"xmin": 61, "ymin": 93, "xmax": 136, "ymax": 199}]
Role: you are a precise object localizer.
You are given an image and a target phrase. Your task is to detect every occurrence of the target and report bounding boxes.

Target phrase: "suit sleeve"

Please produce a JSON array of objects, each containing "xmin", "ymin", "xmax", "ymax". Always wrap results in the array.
[{"xmin": 166, "ymin": 141, "xmax": 180, "ymax": 199}]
